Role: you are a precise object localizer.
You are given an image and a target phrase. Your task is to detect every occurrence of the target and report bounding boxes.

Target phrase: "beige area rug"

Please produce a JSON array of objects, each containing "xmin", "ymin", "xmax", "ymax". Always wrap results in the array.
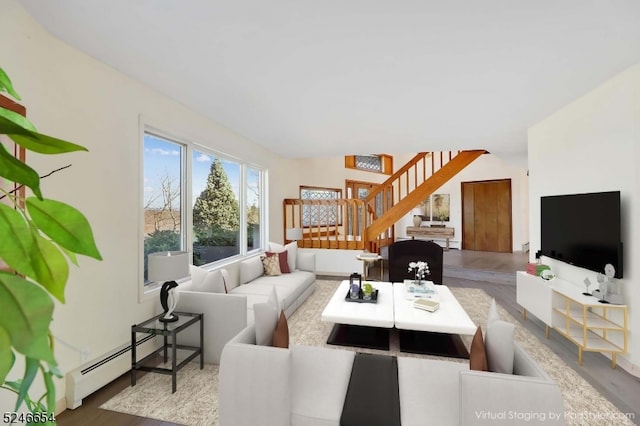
[{"xmin": 101, "ymin": 280, "xmax": 634, "ymax": 426}]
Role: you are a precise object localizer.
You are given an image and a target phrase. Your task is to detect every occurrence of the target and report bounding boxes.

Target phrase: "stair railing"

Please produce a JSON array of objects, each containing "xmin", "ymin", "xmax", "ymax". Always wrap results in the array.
[{"xmin": 283, "ymin": 198, "xmax": 367, "ymax": 250}]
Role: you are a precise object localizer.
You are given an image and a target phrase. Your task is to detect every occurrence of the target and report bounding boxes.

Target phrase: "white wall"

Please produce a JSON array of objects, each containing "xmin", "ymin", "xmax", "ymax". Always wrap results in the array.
[
  {"xmin": 528, "ymin": 64, "xmax": 640, "ymax": 376},
  {"xmin": 0, "ymin": 0, "xmax": 291, "ymax": 411}
]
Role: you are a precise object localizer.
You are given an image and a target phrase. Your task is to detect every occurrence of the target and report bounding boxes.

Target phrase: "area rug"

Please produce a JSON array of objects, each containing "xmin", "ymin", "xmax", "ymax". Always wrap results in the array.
[{"xmin": 100, "ymin": 279, "xmax": 634, "ymax": 426}]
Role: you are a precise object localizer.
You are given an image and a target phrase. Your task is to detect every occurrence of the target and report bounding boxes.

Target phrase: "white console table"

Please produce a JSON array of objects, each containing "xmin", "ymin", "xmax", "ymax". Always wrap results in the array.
[{"xmin": 516, "ymin": 271, "xmax": 627, "ymax": 368}]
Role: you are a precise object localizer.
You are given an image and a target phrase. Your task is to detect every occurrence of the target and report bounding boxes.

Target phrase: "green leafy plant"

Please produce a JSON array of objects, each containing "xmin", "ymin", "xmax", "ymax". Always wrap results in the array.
[{"xmin": 0, "ymin": 66, "xmax": 102, "ymax": 424}]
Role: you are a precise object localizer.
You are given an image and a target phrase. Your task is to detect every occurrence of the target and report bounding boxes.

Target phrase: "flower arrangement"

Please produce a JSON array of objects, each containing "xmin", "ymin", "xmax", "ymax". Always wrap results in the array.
[{"xmin": 408, "ymin": 261, "xmax": 430, "ymax": 284}]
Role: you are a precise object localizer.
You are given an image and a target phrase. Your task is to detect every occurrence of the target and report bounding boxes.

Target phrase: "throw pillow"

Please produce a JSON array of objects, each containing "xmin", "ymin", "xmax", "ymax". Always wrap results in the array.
[
  {"xmin": 485, "ymin": 297, "xmax": 515, "ymax": 374},
  {"xmin": 284, "ymin": 241, "xmax": 298, "ymax": 272},
  {"xmin": 190, "ymin": 266, "xmax": 225, "ymax": 293},
  {"xmin": 200, "ymin": 269, "xmax": 226, "ymax": 293},
  {"xmin": 254, "ymin": 286, "xmax": 279, "ymax": 346},
  {"xmin": 262, "ymin": 254, "xmax": 282, "ymax": 276},
  {"xmin": 268, "ymin": 241, "xmax": 297, "ymax": 272},
  {"xmin": 485, "ymin": 320, "xmax": 515, "ymax": 374},
  {"xmin": 268, "ymin": 241, "xmax": 285, "ymax": 252},
  {"xmin": 266, "ymin": 250, "xmax": 290, "ymax": 273},
  {"xmin": 272, "ymin": 310, "xmax": 289, "ymax": 348},
  {"xmin": 220, "ymin": 268, "xmax": 230, "ymax": 293},
  {"xmin": 241, "ymin": 256, "xmax": 265, "ymax": 284},
  {"xmin": 189, "ymin": 265, "xmax": 208, "ymax": 290},
  {"xmin": 469, "ymin": 326, "xmax": 488, "ymax": 371},
  {"xmin": 487, "ymin": 298, "xmax": 500, "ymax": 325}
]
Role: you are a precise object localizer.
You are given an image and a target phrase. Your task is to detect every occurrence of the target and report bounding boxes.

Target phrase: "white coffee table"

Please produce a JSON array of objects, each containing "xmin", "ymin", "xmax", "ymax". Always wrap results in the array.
[
  {"xmin": 321, "ymin": 280, "xmax": 394, "ymax": 349},
  {"xmin": 393, "ymin": 282, "xmax": 476, "ymax": 358},
  {"xmin": 393, "ymin": 283, "xmax": 476, "ymax": 335}
]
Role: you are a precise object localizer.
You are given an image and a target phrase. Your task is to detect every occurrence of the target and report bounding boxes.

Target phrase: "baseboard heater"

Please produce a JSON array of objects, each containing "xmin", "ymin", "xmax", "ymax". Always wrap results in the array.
[{"xmin": 65, "ymin": 335, "xmax": 158, "ymax": 409}]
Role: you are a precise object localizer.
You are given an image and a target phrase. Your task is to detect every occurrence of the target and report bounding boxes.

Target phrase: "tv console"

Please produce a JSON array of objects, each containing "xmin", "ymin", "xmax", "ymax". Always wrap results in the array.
[{"xmin": 516, "ymin": 271, "xmax": 627, "ymax": 368}]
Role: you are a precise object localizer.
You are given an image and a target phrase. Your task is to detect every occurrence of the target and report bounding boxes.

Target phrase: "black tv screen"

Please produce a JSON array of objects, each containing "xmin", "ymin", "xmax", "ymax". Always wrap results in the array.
[{"xmin": 541, "ymin": 191, "xmax": 623, "ymax": 278}]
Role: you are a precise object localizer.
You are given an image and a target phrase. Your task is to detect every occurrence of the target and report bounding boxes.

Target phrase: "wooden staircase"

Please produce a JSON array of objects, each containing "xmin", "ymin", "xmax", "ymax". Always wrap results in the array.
[
  {"xmin": 364, "ymin": 150, "xmax": 486, "ymax": 251},
  {"xmin": 283, "ymin": 150, "xmax": 486, "ymax": 251}
]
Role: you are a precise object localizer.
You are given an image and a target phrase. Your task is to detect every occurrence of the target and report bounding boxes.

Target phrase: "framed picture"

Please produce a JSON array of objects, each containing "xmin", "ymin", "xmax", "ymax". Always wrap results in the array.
[
  {"xmin": 418, "ymin": 193, "xmax": 450, "ymax": 222},
  {"xmin": 432, "ymin": 193, "xmax": 450, "ymax": 222}
]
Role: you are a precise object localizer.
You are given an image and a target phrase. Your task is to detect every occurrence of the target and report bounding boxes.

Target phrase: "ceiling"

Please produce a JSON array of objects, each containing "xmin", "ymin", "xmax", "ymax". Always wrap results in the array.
[{"xmin": 17, "ymin": 1, "xmax": 640, "ymax": 159}]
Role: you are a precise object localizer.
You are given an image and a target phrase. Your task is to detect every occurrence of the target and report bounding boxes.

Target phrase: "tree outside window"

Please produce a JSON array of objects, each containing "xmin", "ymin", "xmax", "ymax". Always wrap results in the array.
[
  {"xmin": 143, "ymin": 133, "xmax": 184, "ymax": 282},
  {"xmin": 192, "ymin": 152, "xmax": 241, "ymax": 265}
]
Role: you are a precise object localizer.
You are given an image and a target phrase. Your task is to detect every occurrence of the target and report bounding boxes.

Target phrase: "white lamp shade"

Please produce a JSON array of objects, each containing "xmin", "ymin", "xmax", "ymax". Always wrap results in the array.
[
  {"xmin": 411, "ymin": 207, "xmax": 424, "ymax": 216},
  {"xmin": 286, "ymin": 227, "xmax": 303, "ymax": 241},
  {"xmin": 148, "ymin": 251, "xmax": 189, "ymax": 282}
]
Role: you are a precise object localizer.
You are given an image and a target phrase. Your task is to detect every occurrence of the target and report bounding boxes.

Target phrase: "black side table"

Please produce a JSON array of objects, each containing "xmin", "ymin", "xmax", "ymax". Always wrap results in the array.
[{"xmin": 131, "ymin": 311, "xmax": 203, "ymax": 393}]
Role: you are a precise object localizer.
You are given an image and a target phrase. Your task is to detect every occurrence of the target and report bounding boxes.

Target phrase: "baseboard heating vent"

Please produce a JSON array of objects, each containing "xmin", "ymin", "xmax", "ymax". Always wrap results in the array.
[{"xmin": 65, "ymin": 335, "xmax": 157, "ymax": 409}]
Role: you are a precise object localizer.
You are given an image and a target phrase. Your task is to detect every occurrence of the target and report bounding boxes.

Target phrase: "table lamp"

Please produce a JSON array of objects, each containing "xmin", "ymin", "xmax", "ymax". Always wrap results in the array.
[
  {"xmin": 286, "ymin": 227, "xmax": 303, "ymax": 242},
  {"xmin": 148, "ymin": 251, "xmax": 189, "ymax": 323}
]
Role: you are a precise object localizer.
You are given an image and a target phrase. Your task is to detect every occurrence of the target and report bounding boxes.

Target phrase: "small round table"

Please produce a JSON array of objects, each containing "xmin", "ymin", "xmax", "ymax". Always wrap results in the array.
[{"xmin": 356, "ymin": 253, "xmax": 383, "ymax": 281}]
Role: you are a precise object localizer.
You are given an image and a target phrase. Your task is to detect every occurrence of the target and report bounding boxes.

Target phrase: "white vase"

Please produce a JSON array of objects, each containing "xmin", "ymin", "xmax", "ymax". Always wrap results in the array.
[{"xmin": 412, "ymin": 215, "xmax": 422, "ymax": 227}]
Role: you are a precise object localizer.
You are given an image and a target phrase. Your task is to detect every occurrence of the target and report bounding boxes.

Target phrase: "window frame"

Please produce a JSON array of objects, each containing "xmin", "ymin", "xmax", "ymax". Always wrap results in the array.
[
  {"xmin": 140, "ymin": 120, "xmax": 267, "ymax": 301},
  {"xmin": 344, "ymin": 154, "xmax": 393, "ymax": 175}
]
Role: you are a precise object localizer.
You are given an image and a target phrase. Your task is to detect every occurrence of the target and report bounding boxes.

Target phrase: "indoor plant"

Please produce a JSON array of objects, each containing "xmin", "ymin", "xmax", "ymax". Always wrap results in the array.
[
  {"xmin": 0, "ymin": 66, "xmax": 101, "ymax": 424},
  {"xmin": 408, "ymin": 261, "xmax": 430, "ymax": 285}
]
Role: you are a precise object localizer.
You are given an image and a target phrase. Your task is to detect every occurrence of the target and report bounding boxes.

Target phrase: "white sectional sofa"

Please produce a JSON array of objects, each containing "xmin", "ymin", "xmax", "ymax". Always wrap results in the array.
[
  {"xmin": 171, "ymin": 242, "xmax": 316, "ymax": 364},
  {"xmin": 231, "ymin": 248, "xmax": 316, "ymax": 324},
  {"xmin": 219, "ymin": 323, "xmax": 566, "ymax": 426}
]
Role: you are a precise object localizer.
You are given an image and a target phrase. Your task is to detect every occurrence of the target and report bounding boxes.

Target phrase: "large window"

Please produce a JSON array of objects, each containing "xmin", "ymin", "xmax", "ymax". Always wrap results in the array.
[{"xmin": 142, "ymin": 128, "xmax": 266, "ymax": 285}]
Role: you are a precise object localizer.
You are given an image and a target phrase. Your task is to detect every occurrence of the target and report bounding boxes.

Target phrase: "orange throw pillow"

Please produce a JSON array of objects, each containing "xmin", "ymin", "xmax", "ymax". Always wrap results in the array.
[
  {"xmin": 469, "ymin": 326, "xmax": 488, "ymax": 371},
  {"xmin": 272, "ymin": 310, "xmax": 289, "ymax": 348}
]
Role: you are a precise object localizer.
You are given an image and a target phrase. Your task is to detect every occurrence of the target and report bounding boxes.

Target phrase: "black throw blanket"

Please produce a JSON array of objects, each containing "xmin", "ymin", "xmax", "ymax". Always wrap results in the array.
[{"xmin": 340, "ymin": 352, "xmax": 401, "ymax": 426}]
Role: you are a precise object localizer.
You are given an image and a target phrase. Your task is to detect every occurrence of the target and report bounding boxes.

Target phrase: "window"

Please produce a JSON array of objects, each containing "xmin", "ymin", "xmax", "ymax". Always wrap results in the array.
[
  {"xmin": 142, "ymin": 132, "xmax": 185, "ymax": 282},
  {"xmin": 344, "ymin": 154, "xmax": 393, "ymax": 175},
  {"xmin": 300, "ymin": 186, "xmax": 342, "ymax": 227},
  {"xmin": 192, "ymin": 150, "xmax": 241, "ymax": 266},
  {"xmin": 142, "ymin": 127, "xmax": 266, "ymax": 287}
]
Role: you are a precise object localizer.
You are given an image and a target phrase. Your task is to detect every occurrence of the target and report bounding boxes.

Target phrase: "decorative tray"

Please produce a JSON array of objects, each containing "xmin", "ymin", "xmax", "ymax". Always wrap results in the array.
[{"xmin": 345, "ymin": 289, "xmax": 379, "ymax": 304}]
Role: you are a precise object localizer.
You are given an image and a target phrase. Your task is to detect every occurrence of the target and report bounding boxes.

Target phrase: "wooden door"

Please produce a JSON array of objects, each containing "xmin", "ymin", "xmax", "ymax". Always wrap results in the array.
[
  {"xmin": 345, "ymin": 180, "xmax": 377, "ymax": 237},
  {"xmin": 462, "ymin": 179, "xmax": 512, "ymax": 252}
]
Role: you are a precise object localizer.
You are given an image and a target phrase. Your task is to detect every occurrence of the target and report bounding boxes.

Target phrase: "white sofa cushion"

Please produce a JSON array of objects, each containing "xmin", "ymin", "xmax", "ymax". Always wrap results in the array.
[
  {"xmin": 486, "ymin": 298, "xmax": 515, "ymax": 374},
  {"xmin": 189, "ymin": 266, "xmax": 225, "ymax": 293},
  {"xmin": 290, "ymin": 345, "xmax": 355, "ymax": 426},
  {"xmin": 219, "ymin": 343, "xmax": 291, "ymax": 426},
  {"xmin": 397, "ymin": 356, "xmax": 467, "ymax": 426},
  {"xmin": 241, "ymin": 256, "xmax": 265, "ymax": 284},
  {"xmin": 231, "ymin": 282, "xmax": 292, "ymax": 309},
  {"xmin": 253, "ymin": 286, "xmax": 279, "ymax": 346},
  {"xmin": 220, "ymin": 268, "xmax": 230, "ymax": 292},
  {"xmin": 485, "ymin": 320, "xmax": 515, "ymax": 374},
  {"xmin": 189, "ymin": 264, "xmax": 208, "ymax": 289}
]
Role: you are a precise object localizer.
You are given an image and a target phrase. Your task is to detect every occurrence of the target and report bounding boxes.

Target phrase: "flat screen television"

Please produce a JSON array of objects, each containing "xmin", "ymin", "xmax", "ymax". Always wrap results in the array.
[{"xmin": 540, "ymin": 191, "xmax": 623, "ymax": 278}]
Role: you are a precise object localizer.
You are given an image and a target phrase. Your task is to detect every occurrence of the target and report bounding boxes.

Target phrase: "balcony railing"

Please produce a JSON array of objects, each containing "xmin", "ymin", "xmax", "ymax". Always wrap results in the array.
[{"xmin": 283, "ymin": 198, "xmax": 371, "ymax": 250}]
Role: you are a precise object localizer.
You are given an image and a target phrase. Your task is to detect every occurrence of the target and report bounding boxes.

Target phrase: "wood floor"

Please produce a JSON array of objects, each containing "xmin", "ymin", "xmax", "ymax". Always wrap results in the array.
[{"xmin": 57, "ymin": 249, "xmax": 640, "ymax": 425}]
